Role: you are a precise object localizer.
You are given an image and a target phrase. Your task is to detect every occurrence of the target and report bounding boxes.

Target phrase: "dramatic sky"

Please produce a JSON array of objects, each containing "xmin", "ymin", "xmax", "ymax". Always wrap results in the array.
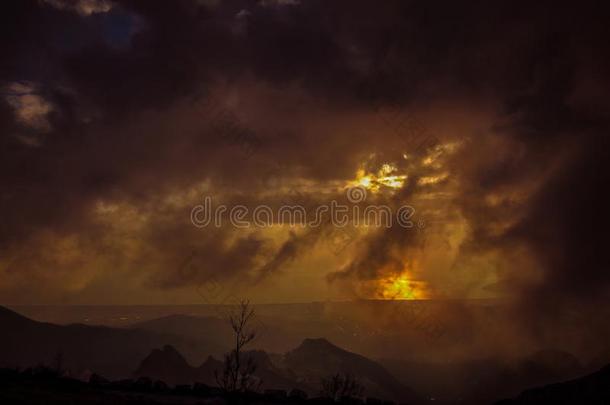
[{"xmin": 1, "ymin": 0, "xmax": 609, "ymax": 315}]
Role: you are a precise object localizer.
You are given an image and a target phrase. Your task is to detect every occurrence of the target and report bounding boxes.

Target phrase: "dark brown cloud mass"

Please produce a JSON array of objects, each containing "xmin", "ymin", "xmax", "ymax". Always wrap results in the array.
[{"xmin": 1, "ymin": 0, "xmax": 609, "ymax": 357}]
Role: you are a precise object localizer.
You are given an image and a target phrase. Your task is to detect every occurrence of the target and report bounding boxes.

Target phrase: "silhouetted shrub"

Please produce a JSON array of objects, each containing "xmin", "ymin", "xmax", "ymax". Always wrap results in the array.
[
  {"xmin": 365, "ymin": 398, "xmax": 393, "ymax": 405},
  {"xmin": 289, "ymin": 388, "xmax": 308, "ymax": 400},
  {"xmin": 320, "ymin": 373, "xmax": 365, "ymax": 401},
  {"xmin": 308, "ymin": 397, "xmax": 336, "ymax": 404},
  {"xmin": 365, "ymin": 398, "xmax": 382, "ymax": 405},
  {"xmin": 193, "ymin": 382, "xmax": 212, "ymax": 395},
  {"xmin": 89, "ymin": 373, "xmax": 109, "ymax": 385},
  {"xmin": 264, "ymin": 388, "xmax": 287, "ymax": 400},
  {"xmin": 153, "ymin": 379, "xmax": 168, "ymax": 392},
  {"xmin": 134, "ymin": 376, "xmax": 153, "ymax": 391},
  {"xmin": 339, "ymin": 395, "xmax": 365, "ymax": 404},
  {"xmin": 174, "ymin": 383, "xmax": 192, "ymax": 394}
]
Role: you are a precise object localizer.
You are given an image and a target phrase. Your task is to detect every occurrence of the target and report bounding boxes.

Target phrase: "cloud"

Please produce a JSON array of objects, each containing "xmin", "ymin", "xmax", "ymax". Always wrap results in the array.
[
  {"xmin": 259, "ymin": 0, "xmax": 300, "ymax": 7},
  {"xmin": 3, "ymin": 82, "xmax": 54, "ymax": 144},
  {"xmin": 41, "ymin": 0, "xmax": 113, "ymax": 16}
]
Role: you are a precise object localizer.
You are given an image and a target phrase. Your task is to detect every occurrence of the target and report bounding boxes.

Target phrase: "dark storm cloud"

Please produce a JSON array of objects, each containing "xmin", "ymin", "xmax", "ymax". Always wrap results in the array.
[
  {"xmin": 327, "ymin": 177, "xmax": 423, "ymax": 283},
  {"xmin": 0, "ymin": 0, "xmax": 609, "ymax": 336}
]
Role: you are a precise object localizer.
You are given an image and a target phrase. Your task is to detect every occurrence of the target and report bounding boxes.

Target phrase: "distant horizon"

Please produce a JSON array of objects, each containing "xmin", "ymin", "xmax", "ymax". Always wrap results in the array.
[{"xmin": 4, "ymin": 297, "xmax": 505, "ymax": 307}]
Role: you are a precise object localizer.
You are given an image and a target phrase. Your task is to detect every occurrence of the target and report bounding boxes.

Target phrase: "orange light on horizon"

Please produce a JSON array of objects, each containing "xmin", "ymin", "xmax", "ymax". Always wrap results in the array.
[{"xmin": 378, "ymin": 273, "xmax": 428, "ymax": 300}]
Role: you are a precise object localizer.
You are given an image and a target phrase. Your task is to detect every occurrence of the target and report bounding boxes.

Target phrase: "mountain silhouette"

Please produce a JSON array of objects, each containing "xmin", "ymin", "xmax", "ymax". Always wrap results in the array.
[
  {"xmin": 130, "ymin": 315, "xmax": 231, "ymax": 358},
  {"xmin": 133, "ymin": 345, "xmax": 237, "ymax": 387},
  {"xmin": 197, "ymin": 355, "xmax": 224, "ymax": 384},
  {"xmin": 496, "ymin": 364, "xmax": 610, "ymax": 404},
  {"xmin": 130, "ymin": 312, "xmax": 301, "ymax": 355},
  {"xmin": 0, "ymin": 306, "xmax": 194, "ymax": 379},
  {"xmin": 133, "ymin": 338, "xmax": 421, "ymax": 403},
  {"xmin": 284, "ymin": 338, "xmax": 421, "ymax": 403},
  {"xmin": 134, "ymin": 345, "xmax": 304, "ymax": 391},
  {"xmin": 457, "ymin": 349, "xmax": 587, "ymax": 403},
  {"xmin": 133, "ymin": 345, "xmax": 195, "ymax": 386}
]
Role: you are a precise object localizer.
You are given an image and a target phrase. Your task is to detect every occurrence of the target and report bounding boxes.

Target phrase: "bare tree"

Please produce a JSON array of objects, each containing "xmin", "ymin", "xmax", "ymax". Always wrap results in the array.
[
  {"xmin": 321, "ymin": 372, "xmax": 365, "ymax": 401},
  {"xmin": 215, "ymin": 300, "xmax": 261, "ymax": 392}
]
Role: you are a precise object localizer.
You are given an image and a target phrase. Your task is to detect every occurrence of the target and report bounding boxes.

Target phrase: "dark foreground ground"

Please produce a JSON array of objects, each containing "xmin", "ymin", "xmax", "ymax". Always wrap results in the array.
[
  {"xmin": 0, "ymin": 368, "xmax": 395, "ymax": 405},
  {"xmin": 2, "ymin": 364, "xmax": 610, "ymax": 405}
]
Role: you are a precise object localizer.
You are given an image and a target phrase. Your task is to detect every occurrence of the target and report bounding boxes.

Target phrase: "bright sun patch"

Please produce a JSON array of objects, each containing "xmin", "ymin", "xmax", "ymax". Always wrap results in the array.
[
  {"xmin": 351, "ymin": 163, "xmax": 407, "ymax": 192},
  {"xmin": 378, "ymin": 273, "xmax": 427, "ymax": 300}
]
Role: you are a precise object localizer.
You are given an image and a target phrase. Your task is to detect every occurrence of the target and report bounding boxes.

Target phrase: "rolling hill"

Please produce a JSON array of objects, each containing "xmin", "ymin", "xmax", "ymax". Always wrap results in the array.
[{"xmin": 0, "ymin": 306, "xmax": 194, "ymax": 379}]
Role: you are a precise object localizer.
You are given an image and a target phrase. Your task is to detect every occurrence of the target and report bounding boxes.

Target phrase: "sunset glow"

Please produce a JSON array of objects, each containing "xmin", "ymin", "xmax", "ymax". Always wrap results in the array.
[
  {"xmin": 351, "ymin": 164, "xmax": 407, "ymax": 192},
  {"xmin": 377, "ymin": 273, "xmax": 428, "ymax": 300}
]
